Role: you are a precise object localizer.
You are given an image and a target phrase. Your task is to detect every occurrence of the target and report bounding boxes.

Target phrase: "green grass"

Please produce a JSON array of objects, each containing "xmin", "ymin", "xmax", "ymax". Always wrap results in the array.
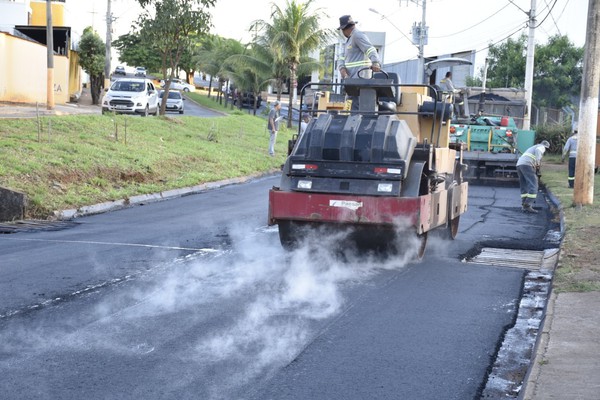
[
  {"xmin": 541, "ymin": 154, "xmax": 600, "ymax": 292},
  {"xmin": 0, "ymin": 98, "xmax": 289, "ymax": 218},
  {"xmin": 3, "ymin": 97, "xmax": 598, "ymax": 295}
]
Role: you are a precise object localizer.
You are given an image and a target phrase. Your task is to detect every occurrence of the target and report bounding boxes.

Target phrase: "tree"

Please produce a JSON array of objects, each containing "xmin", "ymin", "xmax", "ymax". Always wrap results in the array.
[
  {"xmin": 532, "ymin": 35, "xmax": 584, "ymax": 108},
  {"xmin": 486, "ymin": 35, "xmax": 527, "ymax": 89},
  {"xmin": 226, "ymin": 45, "xmax": 274, "ymax": 115},
  {"xmin": 193, "ymin": 35, "xmax": 221, "ymax": 97},
  {"xmin": 194, "ymin": 35, "xmax": 245, "ymax": 102},
  {"xmin": 252, "ymin": 0, "xmax": 334, "ymax": 127},
  {"xmin": 112, "ymin": 32, "xmax": 162, "ymax": 72},
  {"xmin": 78, "ymin": 27, "xmax": 105, "ymax": 105},
  {"xmin": 250, "ymin": 32, "xmax": 289, "ymax": 103},
  {"xmin": 485, "ymin": 34, "xmax": 584, "ymax": 108},
  {"xmin": 136, "ymin": 0, "xmax": 215, "ymax": 114}
]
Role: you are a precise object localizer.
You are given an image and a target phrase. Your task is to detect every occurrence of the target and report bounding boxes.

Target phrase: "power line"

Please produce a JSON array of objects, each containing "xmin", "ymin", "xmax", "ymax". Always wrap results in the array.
[
  {"xmin": 508, "ymin": 0, "xmax": 529, "ymax": 15},
  {"xmin": 473, "ymin": 24, "xmax": 528, "ymax": 56},
  {"xmin": 542, "ymin": 0, "xmax": 561, "ymax": 35},
  {"xmin": 429, "ymin": 2, "xmax": 513, "ymax": 39},
  {"xmin": 533, "ymin": 0, "xmax": 560, "ymax": 28}
]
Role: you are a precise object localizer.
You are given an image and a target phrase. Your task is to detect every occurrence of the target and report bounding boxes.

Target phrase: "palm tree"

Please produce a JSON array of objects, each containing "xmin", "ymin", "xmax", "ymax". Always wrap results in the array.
[
  {"xmin": 194, "ymin": 35, "xmax": 245, "ymax": 101},
  {"xmin": 226, "ymin": 45, "xmax": 274, "ymax": 115},
  {"xmin": 248, "ymin": 37, "xmax": 289, "ymax": 103},
  {"xmin": 252, "ymin": 0, "xmax": 334, "ymax": 127}
]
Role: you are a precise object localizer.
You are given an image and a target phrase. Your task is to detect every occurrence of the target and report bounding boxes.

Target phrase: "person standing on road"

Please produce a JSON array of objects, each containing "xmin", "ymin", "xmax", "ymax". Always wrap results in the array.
[
  {"xmin": 561, "ymin": 129, "xmax": 578, "ymax": 188},
  {"xmin": 268, "ymin": 101, "xmax": 282, "ymax": 156},
  {"xmin": 337, "ymin": 15, "xmax": 381, "ymax": 110},
  {"xmin": 516, "ymin": 140, "xmax": 550, "ymax": 213}
]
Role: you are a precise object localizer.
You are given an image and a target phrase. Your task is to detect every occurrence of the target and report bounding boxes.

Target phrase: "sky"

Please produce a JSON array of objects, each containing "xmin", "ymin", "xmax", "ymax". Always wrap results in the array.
[{"xmin": 64, "ymin": 0, "xmax": 589, "ymax": 71}]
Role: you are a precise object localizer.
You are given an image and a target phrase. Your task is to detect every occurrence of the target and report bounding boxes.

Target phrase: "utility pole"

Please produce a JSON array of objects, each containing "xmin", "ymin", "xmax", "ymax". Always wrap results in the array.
[
  {"xmin": 523, "ymin": 0, "xmax": 536, "ymax": 130},
  {"xmin": 417, "ymin": 0, "xmax": 427, "ymax": 84},
  {"xmin": 46, "ymin": 0, "xmax": 54, "ymax": 110},
  {"xmin": 104, "ymin": 0, "xmax": 113, "ymax": 89},
  {"xmin": 573, "ymin": 0, "xmax": 600, "ymax": 206},
  {"xmin": 478, "ymin": 57, "xmax": 490, "ymax": 113}
]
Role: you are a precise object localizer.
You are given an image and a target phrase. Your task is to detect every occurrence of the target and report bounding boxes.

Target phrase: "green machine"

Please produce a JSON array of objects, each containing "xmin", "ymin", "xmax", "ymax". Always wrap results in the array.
[{"xmin": 450, "ymin": 114, "xmax": 536, "ymax": 181}]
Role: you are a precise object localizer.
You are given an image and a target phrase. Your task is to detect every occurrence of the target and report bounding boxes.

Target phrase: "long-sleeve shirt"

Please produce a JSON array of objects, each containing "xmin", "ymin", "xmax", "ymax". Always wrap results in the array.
[
  {"xmin": 517, "ymin": 144, "xmax": 546, "ymax": 168},
  {"xmin": 440, "ymin": 77, "xmax": 457, "ymax": 92},
  {"xmin": 267, "ymin": 108, "xmax": 280, "ymax": 132},
  {"xmin": 562, "ymin": 135, "xmax": 578, "ymax": 159},
  {"xmin": 337, "ymin": 28, "xmax": 381, "ymax": 78}
]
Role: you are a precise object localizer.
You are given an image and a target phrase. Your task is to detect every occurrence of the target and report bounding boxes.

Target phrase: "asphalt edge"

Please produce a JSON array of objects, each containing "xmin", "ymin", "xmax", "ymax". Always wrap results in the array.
[
  {"xmin": 518, "ymin": 186, "xmax": 565, "ymax": 400},
  {"xmin": 53, "ymin": 170, "xmax": 281, "ymax": 220}
]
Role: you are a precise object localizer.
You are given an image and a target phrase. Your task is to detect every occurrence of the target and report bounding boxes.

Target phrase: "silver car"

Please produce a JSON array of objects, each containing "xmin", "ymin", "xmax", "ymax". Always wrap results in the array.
[
  {"xmin": 159, "ymin": 90, "xmax": 184, "ymax": 114},
  {"xmin": 161, "ymin": 78, "xmax": 195, "ymax": 92}
]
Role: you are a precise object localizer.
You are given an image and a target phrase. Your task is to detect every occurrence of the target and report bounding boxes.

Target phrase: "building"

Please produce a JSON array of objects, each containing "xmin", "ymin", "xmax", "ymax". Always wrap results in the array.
[
  {"xmin": 383, "ymin": 50, "xmax": 476, "ymax": 86},
  {"xmin": 0, "ymin": 0, "xmax": 82, "ymax": 105}
]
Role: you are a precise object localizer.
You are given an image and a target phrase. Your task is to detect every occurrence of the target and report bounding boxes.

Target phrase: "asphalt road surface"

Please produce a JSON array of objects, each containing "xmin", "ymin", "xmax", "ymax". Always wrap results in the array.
[{"xmin": 0, "ymin": 177, "xmax": 558, "ymax": 399}]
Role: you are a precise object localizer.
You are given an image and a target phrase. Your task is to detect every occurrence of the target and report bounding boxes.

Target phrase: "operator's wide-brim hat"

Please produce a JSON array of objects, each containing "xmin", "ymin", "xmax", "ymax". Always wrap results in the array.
[{"xmin": 338, "ymin": 15, "xmax": 357, "ymax": 30}]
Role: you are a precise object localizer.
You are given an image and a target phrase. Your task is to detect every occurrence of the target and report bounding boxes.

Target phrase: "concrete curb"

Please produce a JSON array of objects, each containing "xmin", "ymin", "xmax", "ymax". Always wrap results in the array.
[
  {"xmin": 53, "ymin": 170, "xmax": 280, "ymax": 220},
  {"xmin": 519, "ymin": 186, "xmax": 565, "ymax": 400}
]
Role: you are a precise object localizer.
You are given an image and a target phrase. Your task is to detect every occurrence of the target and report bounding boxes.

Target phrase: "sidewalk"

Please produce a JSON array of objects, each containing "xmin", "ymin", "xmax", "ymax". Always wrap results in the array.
[
  {"xmin": 522, "ymin": 290, "xmax": 600, "ymax": 399},
  {"xmin": 519, "ymin": 188, "xmax": 600, "ymax": 399},
  {"xmin": 0, "ymin": 86, "xmax": 100, "ymax": 118}
]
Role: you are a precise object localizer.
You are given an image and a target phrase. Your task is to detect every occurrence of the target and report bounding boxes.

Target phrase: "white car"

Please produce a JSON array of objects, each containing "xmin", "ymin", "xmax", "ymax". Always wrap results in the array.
[
  {"xmin": 134, "ymin": 67, "xmax": 147, "ymax": 77},
  {"xmin": 159, "ymin": 90, "xmax": 184, "ymax": 114},
  {"xmin": 162, "ymin": 78, "xmax": 195, "ymax": 92},
  {"xmin": 102, "ymin": 78, "xmax": 160, "ymax": 116}
]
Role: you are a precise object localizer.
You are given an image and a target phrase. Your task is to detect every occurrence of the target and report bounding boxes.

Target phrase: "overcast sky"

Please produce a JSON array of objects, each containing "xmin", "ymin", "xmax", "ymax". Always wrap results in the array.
[{"xmin": 65, "ymin": 0, "xmax": 589, "ymax": 70}]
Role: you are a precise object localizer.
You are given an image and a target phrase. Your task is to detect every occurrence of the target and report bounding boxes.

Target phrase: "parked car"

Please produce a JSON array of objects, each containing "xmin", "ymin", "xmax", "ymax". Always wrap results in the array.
[
  {"xmin": 114, "ymin": 66, "xmax": 126, "ymax": 76},
  {"xmin": 134, "ymin": 67, "xmax": 147, "ymax": 77},
  {"xmin": 159, "ymin": 90, "xmax": 184, "ymax": 114},
  {"xmin": 161, "ymin": 78, "xmax": 195, "ymax": 92},
  {"xmin": 233, "ymin": 92, "xmax": 262, "ymax": 108},
  {"xmin": 101, "ymin": 78, "xmax": 159, "ymax": 116}
]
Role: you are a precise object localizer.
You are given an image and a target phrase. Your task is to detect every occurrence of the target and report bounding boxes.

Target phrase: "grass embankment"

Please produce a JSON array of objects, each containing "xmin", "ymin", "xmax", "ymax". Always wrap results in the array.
[
  {"xmin": 0, "ymin": 93, "xmax": 288, "ymax": 219},
  {"xmin": 2, "ymin": 94, "xmax": 598, "ymax": 293},
  {"xmin": 541, "ymin": 155, "xmax": 600, "ymax": 292}
]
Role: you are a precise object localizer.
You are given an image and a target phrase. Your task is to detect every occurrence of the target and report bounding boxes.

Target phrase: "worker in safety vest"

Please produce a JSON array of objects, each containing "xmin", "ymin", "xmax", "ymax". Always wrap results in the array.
[
  {"xmin": 516, "ymin": 140, "xmax": 550, "ymax": 213},
  {"xmin": 561, "ymin": 129, "xmax": 578, "ymax": 188},
  {"xmin": 337, "ymin": 15, "xmax": 381, "ymax": 110}
]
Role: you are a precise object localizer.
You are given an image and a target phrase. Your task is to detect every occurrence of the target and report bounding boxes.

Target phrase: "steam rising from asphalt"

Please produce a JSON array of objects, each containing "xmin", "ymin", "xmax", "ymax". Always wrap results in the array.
[
  {"xmin": 186, "ymin": 223, "xmax": 426, "ymax": 395},
  {"xmin": 0, "ymin": 221, "xmax": 448, "ymax": 399}
]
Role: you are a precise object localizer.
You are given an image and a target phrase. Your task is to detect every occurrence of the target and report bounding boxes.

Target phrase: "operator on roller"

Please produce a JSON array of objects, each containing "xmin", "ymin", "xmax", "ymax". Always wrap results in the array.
[{"xmin": 337, "ymin": 15, "xmax": 381, "ymax": 110}]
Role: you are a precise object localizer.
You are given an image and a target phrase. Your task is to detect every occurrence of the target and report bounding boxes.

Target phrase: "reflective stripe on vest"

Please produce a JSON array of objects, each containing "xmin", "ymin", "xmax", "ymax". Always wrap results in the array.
[{"xmin": 524, "ymin": 152, "xmax": 537, "ymax": 162}]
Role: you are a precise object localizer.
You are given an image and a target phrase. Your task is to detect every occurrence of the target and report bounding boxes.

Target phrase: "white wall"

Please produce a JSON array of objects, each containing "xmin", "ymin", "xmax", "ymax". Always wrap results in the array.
[{"xmin": 0, "ymin": 1, "xmax": 31, "ymax": 30}]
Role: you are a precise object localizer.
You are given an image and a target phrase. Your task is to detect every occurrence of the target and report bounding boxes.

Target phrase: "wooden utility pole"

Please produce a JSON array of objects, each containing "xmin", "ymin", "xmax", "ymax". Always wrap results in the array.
[
  {"xmin": 46, "ymin": 0, "xmax": 54, "ymax": 110},
  {"xmin": 574, "ymin": 0, "xmax": 600, "ymax": 206}
]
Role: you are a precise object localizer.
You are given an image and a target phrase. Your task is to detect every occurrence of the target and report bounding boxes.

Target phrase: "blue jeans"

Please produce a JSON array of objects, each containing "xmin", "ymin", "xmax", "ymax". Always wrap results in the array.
[{"xmin": 268, "ymin": 130, "xmax": 277, "ymax": 155}]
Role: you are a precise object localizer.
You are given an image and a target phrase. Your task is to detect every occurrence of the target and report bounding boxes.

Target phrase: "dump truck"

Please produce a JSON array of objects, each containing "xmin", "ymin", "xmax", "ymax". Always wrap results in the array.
[
  {"xmin": 449, "ymin": 113, "xmax": 536, "ymax": 180},
  {"xmin": 267, "ymin": 70, "xmax": 469, "ymax": 258}
]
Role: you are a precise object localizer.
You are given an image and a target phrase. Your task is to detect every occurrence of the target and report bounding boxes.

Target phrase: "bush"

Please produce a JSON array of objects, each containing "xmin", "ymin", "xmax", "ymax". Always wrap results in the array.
[{"xmin": 532, "ymin": 121, "xmax": 572, "ymax": 154}]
